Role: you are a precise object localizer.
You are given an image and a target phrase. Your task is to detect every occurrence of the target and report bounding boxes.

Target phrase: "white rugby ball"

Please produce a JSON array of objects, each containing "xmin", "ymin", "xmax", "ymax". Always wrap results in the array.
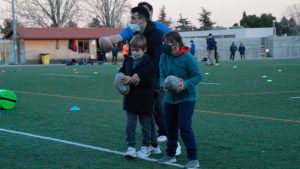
[
  {"xmin": 163, "ymin": 75, "xmax": 181, "ymax": 93},
  {"xmin": 98, "ymin": 36, "xmax": 113, "ymax": 53},
  {"xmin": 114, "ymin": 73, "xmax": 130, "ymax": 95}
]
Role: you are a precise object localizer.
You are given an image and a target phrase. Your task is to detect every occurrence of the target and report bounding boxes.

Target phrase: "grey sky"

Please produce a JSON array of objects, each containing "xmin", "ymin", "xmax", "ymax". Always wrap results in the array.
[
  {"xmin": 132, "ymin": 0, "xmax": 300, "ymax": 27},
  {"xmin": 0, "ymin": 0, "xmax": 299, "ymax": 27}
]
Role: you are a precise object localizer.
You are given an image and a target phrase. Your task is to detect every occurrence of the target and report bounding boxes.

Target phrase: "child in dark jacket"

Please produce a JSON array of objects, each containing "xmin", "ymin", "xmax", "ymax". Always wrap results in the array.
[{"xmin": 119, "ymin": 34, "xmax": 159, "ymax": 159}]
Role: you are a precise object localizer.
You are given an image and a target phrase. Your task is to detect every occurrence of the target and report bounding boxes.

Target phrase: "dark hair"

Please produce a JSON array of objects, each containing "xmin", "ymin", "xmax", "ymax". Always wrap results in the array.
[
  {"xmin": 208, "ymin": 33, "xmax": 212, "ymax": 36},
  {"xmin": 137, "ymin": 2, "xmax": 153, "ymax": 12},
  {"xmin": 163, "ymin": 31, "xmax": 184, "ymax": 48},
  {"xmin": 130, "ymin": 33, "xmax": 147, "ymax": 51},
  {"xmin": 131, "ymin": 6, "xmax": 150, "ymax": 21},
  {"xmin": 190, "ymin": 40, "xmax": 194, "ymax": 43}
]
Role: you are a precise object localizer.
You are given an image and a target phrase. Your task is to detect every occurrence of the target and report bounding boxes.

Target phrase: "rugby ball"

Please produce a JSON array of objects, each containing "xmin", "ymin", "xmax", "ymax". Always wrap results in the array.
[
  {"xmin": 114, "ymin": 73, "xmax": 130, "ymax": 95},
  {"xmin": 98, "ymin": 36, "xmax": 113, "ymax": 53},
  {"xmin": 163, "ymin": 75, "xmax": 181, "ymax": 93}
]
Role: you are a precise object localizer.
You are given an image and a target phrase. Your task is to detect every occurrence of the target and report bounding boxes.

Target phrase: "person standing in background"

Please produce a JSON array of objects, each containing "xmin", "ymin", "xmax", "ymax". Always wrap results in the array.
[
  {"xmin": 112, "ymin": 44, "xmax": 119, "ymax": 64},
  {"xmin": 190, "ymin": 40, "xmax": 195, "ymax": 56},
  {"xmin": 206, "ymin": 33, "xmax": 216, "ymax": 66},
  {"xmin": 230, "ymin": 42, "xmax": 237, "ymax": 60},
  {"xmin": 122, "ymin": 41, "xmax": 129, "ymax": 61},
  {"xmin": 238, "ymin": 43, "xmax": 246, "ymax": 60}
]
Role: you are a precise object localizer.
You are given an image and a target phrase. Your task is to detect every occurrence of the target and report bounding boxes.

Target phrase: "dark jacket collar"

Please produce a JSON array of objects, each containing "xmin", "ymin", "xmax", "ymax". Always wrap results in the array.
[{"xmin": 143, "ymin": 21, "xmax": 156, "ymax": 36}]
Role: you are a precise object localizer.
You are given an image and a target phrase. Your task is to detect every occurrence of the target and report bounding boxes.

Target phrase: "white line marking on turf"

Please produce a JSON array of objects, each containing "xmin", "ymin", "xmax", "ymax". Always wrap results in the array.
[
  {"xmin": 40, "ymin": 74, "xmax": 91, "ymax": 78},
  {"xmin": 200, "ymin": 82, "xmax": 222, "ymax": 85},
  {"xmin": 0, "ymin": 128, "xmax": 183, "ymax": 168},
  {"xmin": 290, "ymin": 97, "xmax": 300, "ymax": 99}
]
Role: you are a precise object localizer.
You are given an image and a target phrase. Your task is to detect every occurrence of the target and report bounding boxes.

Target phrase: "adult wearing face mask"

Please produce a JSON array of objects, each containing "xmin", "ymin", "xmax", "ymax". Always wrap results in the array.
[
  {"xmin": 98, "ymin": 2, "xmax": 170, "ymax": 53},
  {"xmin": 206, "ymin": 33, "xmax": 216, "ymax": 65},
  {"xmin": 157, "ymin": 31, "xmax": 202, "ymax": 169}
]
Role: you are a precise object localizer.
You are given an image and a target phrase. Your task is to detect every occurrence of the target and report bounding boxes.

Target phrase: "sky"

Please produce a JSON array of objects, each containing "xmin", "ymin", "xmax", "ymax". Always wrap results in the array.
[
  {"xmin": 131, "ymin": 0, "xmax": 300, "ymax": 27},
  {"xmin": 0, "ymin": 0, "xmax": 299, "ymax": 27}
]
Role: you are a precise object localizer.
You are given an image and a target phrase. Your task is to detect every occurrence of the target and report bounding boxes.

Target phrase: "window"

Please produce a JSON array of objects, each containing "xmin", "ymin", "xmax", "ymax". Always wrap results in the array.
[{"xmin": 78, "ymin": 40, "xmax": 89, "ymax": 53}]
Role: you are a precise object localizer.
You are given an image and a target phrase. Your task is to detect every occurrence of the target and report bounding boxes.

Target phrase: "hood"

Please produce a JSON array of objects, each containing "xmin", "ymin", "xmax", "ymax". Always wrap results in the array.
[{"xmin": 177, "ymin": 46, "xmax": 190, "ymax": 55}]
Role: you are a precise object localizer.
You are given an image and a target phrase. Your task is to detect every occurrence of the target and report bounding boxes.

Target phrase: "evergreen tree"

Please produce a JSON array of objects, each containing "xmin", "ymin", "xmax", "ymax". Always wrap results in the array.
[
  {"xmin": 176, "ymin": 13, "xmax": 193, "ymax": 31},
  {"xmin": 158, "ymin": 6, "xmax": 172, "ymax": 28},
  {"xmin": 198, "ymin": 7, "xmax": 215, "ymax": 30},
  {"xmin": 240, "ymin": 13, "xmax": 276, "ymax": 28}
]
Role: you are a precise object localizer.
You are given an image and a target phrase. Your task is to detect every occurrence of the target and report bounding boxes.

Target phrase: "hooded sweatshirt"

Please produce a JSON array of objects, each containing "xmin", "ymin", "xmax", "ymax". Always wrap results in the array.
[{"xmin": 159, "ymin": 46, "xmax": 202, "ymax": 104}]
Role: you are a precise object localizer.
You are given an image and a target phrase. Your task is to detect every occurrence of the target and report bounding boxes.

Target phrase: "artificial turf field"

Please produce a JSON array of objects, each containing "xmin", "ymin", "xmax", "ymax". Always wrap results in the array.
[{"xmin": 0, "ymin": 58, "xmax": 299, "ymax": 169}]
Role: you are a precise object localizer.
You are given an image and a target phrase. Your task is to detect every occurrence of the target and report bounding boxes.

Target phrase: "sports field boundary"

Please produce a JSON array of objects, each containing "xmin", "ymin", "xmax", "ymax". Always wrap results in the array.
[{"xmin": 0, "ymin": 128, "xmax": 184, "ymax": 168}]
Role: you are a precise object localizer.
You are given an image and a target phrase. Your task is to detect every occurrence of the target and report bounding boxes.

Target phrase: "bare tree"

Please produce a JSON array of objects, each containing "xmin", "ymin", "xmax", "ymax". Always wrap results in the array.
[
  {"xmin": 286, "ymin": 3, "xmax": 300, "ymax": 25},
  {"xmin": 5, "ymin": 0, "xmax": 82, "ymax": 27},
  {"xmin": 83, "ymin": 0, "xmax": 131, "ymax": 28}
]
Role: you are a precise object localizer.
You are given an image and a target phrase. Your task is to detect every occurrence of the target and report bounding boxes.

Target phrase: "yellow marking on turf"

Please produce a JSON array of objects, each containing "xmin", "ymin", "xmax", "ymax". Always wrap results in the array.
[
  {"xmin": 15, "ymin": 90, "xmax": 300, "ymax": 124},
  {"xmin": 195, "ymin": 109, "xmax": 300, "ymax": 123},
  {"xmin": 15, "ymin": 90, "xmax": 122, "ymax": 104},
  {"xmin": 201, "ymin": 90, "xmax": 300, "ymax": 97}
]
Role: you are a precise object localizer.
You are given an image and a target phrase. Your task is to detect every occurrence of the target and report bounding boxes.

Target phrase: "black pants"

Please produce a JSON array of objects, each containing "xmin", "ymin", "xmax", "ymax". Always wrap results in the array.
[
  {"xmin": 112, "ymin": 55, "xmax": 117, "ymax": 64},
  {"xmin": 230, "ymin": 52, "xmax": 235, "ymax": 60},
  {"xmin": 214, "ymin": 51, "xmax": 219, "ymax": 63},
  {"xmin": 153, "ymin": 89, "xmax": 167, "ymax": 136},
  {"xmin": 240, "ymin": 52, "xmax": 245, "ymax": 60}
]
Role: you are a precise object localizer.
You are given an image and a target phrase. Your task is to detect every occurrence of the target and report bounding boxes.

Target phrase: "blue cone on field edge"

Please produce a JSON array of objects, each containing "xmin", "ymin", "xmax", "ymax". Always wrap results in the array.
[{"xmin": 70, "ymin": 106, "xmax": 80, "ymax": 111}]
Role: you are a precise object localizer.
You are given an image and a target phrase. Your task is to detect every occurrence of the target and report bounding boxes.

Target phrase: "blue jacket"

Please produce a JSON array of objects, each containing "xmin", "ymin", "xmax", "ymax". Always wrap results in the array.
[
  {"xmin": 206, "ymin": 37, "xmax": 216, "ymax": 50},
  {"xmin": 119, "ymin": 21, "xmax": 170, "ymax": 41},
  {"xmin": 190, "ymin": 43, "xmax": 195, "ymax": 56},
  {"xmin": 159, "ymin": 47, "xmax": 202, "ymax": 104},
  {"xmin": 230, "ymin": 44, "xmax": 237, "ymax": 53},
  {"xmin": 112, "ymin": 46, "xmax": 118, "ymax": 56},
  {"xmin": 239, "ymin": 45, "xmax": 245, "ymax": 53}
]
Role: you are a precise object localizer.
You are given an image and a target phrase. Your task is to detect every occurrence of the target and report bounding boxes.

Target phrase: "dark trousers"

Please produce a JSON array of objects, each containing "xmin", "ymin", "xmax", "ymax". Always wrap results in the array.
[
  {"xmin": 153, "ymin": 89, "xmax": 167, "ymax": 136},
  {"xmin": 126, "ymin": 111, "xmax": 155, "ymax": 147},
  {"xmin": 112, "ymin": 55, "xmax": 117, "ymax": 64},
  {"xmin": 230, "ymin": 52, "xmax": 235, "ymax": 60},
  {"xmin": 214, "ymin": 51, "xmax": 219, "ymax": 63},
  {"xmin": 165, "ymin": 101, "xmax": 197, "ymax": 160},
  {"xmin": 240, "ymin": 52, "xmax": 245, "ymax": 60}
]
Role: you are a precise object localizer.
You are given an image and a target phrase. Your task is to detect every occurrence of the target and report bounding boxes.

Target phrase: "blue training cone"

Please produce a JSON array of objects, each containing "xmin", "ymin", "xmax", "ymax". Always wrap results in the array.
[{"xmin": 70, "ymin": 106, "xmax": 80, "ymax": 111}]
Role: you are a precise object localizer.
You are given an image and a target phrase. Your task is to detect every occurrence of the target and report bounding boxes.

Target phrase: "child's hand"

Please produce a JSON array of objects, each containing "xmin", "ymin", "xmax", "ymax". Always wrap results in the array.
[
  {"xmin": 177, "ymin": 78, "xmax": 185, "ymax": 93},
  {"xmin": 122, "ymin": 76, "xmax": 132, "ymax": 84},
  {"xmin": 129, "ymin": 73, "xmax": 140, "ymax": 86}
]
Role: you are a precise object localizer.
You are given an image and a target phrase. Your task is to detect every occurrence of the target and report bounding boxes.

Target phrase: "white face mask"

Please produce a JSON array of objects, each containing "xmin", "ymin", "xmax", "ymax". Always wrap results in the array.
[
  {"xmin": 128, "ymin": 19, "xmax": 142, "ymax": 33},
  {"xmin": 128, "ymin": 23, "xmax": 141, "ymax": 33}
]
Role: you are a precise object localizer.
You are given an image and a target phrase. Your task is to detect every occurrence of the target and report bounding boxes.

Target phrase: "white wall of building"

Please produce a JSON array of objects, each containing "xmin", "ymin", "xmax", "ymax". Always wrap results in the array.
[
  {"xmin": 180, "ymin": 27, "xmax": 274, "ymax": 39},
  {"xmin": 180, "ymin": 28, "xmax": 276, "ymax": 61}
]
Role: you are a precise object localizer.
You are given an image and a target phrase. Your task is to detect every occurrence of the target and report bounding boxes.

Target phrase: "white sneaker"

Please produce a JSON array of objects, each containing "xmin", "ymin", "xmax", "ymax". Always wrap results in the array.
[
  {"xmin": 149, "ymin": 145, "xmax": 161, "ymax": 154},
  {"xmin": 175, "ymin": 142, "xmax": 181, "ymax": 156},
  {"xmin": 124, "ymin": 147, "xmax": 137, "ymax": 159},
  {"xmin": 157, "ymin": 135, "xmax": 167, "ymax": 142},
  {"xmin": 137, "ymin": 146, "xmax": 151, "ymax": 158}
]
